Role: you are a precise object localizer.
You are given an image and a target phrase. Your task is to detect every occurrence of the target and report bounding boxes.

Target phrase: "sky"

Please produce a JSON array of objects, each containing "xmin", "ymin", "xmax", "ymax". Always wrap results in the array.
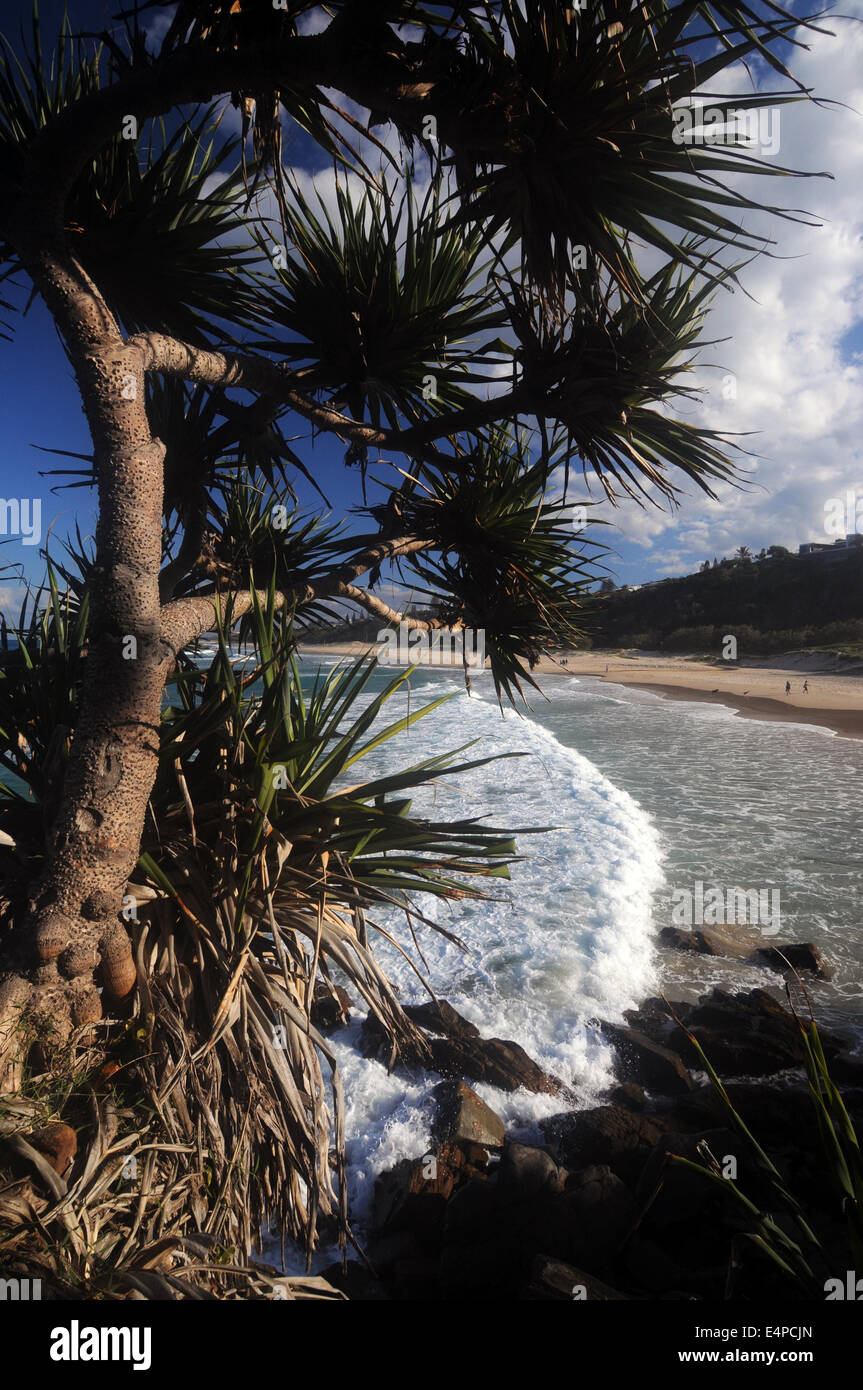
[{"xmin": 0, "ymin": 0, "xmax": 862, "ymax": 616}]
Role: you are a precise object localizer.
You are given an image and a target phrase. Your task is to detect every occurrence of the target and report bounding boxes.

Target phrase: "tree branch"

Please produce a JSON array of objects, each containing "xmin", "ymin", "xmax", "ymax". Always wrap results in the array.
[
  {"xmin": 336, "ymin": 583, "xmax": 456, "ymax": 631},
  {"xmin": 159, "ymin": 483, "xmax": 210, "ymax": 603},
  {"xmin": 130, "ymin": 332, "xmax": 527, "ymax": 462},
  {"xmin": 159, "ymin": 535, "xmax": 436, "ymax": 656},
  {"xmin": 23, "ymin": 32, "xmax": 433, "ymax": 212}
]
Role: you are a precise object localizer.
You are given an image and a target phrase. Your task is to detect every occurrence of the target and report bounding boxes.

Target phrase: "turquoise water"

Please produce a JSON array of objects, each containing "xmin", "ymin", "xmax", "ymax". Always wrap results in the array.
[
  {"xmin": 230, "ymin": 649, "xmax": 862, "ymax": 1258},
  {"xmin": 532, "ymin": 672, "xmax": 863, "ymax": 1031}
]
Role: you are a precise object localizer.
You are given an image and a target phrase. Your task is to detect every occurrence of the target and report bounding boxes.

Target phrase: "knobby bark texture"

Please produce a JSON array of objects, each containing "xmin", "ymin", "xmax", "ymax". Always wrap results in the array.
[
  {"xmin": 0, "ymin": 18, "xmax": 453, "ymax": 1088},
  {"xmin": 0, "ymin": 212, "xmax": 168, "ymax": 1087}
]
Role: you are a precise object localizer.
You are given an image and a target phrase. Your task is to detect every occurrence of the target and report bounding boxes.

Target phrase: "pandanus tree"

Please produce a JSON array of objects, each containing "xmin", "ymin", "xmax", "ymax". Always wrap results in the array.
[{"xmin": 0, "ymin": 0, "xmax": 831, "ymax": 1274}]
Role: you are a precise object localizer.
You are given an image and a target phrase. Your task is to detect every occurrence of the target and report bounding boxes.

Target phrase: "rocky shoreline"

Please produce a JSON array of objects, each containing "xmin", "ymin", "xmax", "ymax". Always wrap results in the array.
[{"xmin": 314, "ymin": 940, "xmax": 862, "ymax": 1302}]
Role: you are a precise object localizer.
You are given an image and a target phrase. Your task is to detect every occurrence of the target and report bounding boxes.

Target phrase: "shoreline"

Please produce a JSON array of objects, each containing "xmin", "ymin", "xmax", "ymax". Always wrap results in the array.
[
  {"xmin": 298, "ymin": 643, "xmax": 863, "ymax": 741},
  {"xmin": 613, "ymin": 679, "xmax": 863, "ymax": 740}
]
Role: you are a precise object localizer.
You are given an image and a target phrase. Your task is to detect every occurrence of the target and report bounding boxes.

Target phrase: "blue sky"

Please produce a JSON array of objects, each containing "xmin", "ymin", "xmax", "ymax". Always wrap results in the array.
[{"xmin": 1, "ymin": 0, "xmax": 862, "ymax": 613}]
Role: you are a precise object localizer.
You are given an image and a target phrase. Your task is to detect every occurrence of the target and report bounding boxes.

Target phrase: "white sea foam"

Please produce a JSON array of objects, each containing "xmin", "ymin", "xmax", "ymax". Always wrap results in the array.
[{"xmin": 319, "ymin": 681, "xmax": 664, "ymax": 1225}]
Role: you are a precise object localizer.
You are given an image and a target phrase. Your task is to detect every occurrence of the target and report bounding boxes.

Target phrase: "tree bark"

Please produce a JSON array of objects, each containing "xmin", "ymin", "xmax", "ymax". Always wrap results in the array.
[{"xmin": 0, "ymin": 217, "xmax": 168, "ymax": 1084}]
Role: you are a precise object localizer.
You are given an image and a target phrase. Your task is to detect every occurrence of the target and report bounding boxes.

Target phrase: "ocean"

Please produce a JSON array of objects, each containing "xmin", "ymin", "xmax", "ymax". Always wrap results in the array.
[{"xmin": 285, "ymin": 654, "xmax": 863, "ymax": 1241}]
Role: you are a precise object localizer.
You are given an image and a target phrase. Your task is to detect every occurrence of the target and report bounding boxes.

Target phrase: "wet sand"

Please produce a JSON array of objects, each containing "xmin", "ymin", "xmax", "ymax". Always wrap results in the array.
[{"xmin": 298, "ymin": 643, "xmax": 863, "ymax": 740}]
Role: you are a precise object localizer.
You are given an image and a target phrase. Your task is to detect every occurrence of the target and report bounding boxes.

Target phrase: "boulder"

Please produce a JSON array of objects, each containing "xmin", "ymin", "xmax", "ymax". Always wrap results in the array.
[
  {"xmin": 310, "ymin": 982, "xmax": 352, "ymax": 1030},
  {"xmin": 427, "ymin": 1033, "xmax": 562, "ymax": 1095},
  {"xmin": 440, "ymin": 1231, "xmax": 530, "ymax": 1300},
  {"xmin": 636, "ymin": 1127, "xmax": 739, "ymax": 1228},
  {"xmin": 560, "ymin": 1165, "xmax": 639, "ymax": 1267},
  {"xmin": 432, "ymin": 1079, "xmax": 505, "ymax": 1150},
  {"xmin": 522, "ymin": 1254, "xmax": 628, "ymax": 1301},
  {"xmin": 319, "ymin": 1259, "xmax": 389, "ymax": 1300},
  {"xmin": 496, "ymin": 1142, "xmax": 566, "ymax": 1202},
  {"xmin": 609, "ymin": 1082, "xmax": 647, "ymax": 1111},
  {"xmin": 622, "ymin": 1237, "xmax": 688, "ymax": 1296},
  {"xmin": 403, "ymin": 998, "xmax": 480, "ymax": 1041},
  {"xmin": 542, "ymin": 1105, "xmax": 665, "ymax": 1186},
  {"xmin": 362, "ymin": 1008, "xmax": 562, "ymax": 1095},
  {"xmin": 659, "ymin": 926, "xmax": 750, "ymax": 959},
  {"xmin": 675, "ymin": 987, "xmax": 842, "ymax": 1076},
  {"xmin": 829, "ymin": 1054, "xmax": 863, "ymax": 1086},
  {"xmin": 599, "ymin": 1020, "xmax": 694, "ymax": 1095},
  {"xmin": 390, "ymin": 1256, "xmax": 442, "ymax": 1300},
  {"xmin": 752, "ymin": 942, "xmax": 832, "ymax": 980},
  {"xmin": 441, "ymin": 1175, "xmax": 500, "ymax": 1240},
  {"xmin": 373, "ymin": 1142, "xmax": 472, "ymax": 1241},
  {"xmin": 366, "ymin": 1229, "xmax": 423, "ymax": 1273}
]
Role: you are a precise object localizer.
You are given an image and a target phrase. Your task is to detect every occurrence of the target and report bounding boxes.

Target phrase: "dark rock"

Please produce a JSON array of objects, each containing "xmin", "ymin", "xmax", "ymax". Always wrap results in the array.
[
  {"xmin": 636, "ymin": 1128, "xmax": 739, "ymax": 1228},
  {"xmin": 366, "ymin": 1229, "xmax": 424, "ymax": 1273},
  {"xmin": 440, "ymin": 1170, "xmax": 634, "ymax": 1297},
  {"xmin": 660, "ymin": 927, "xmax": 723, "ymax": 955},
  {"xmin": 678, "ymin": 1027, "xmax": 794, "ymax": 1077},
  {"xmin": 660, "ymin": 926, "xmax": 750, "ymax": 959},
  {"xmin": 390, "ymin": 1257, "xmax": 442, "ymax": 1300},
  {"xmin": 676, "ymin": 987, "xmax": 842, "ymax": 1076},
  {"xmin": 442, "ymin": 1175, "xmax": 500, "ymax": 1240},
  {"xmin": 609, "ymin": 1083, "xmax": 647, "ymax": 1111},
  {"xmin": 561, "ymin": 1165, "xmax": 639, "ymax": 1266},
  {"xmin": 403, "ymin": 998, "xmax": 480, "ymax": 1041},
  {"xmin": 599, "ymin": 1020, "xmax": 694, "ymax": 1095},
  {"xmin": 440, "ymin": 1159, "xmax": 637, "ymax": 1292},
  {"xmin": 657, "ymin": 1080, "xmax": 828, "ymax": 1161},
  {"xmin": 432, "ymin": 1079, "xmax": 505, "ymax": 1150},
  {"xmin": 752, "ymin": 942, "xmax": 832, "ymax": 980},
  {"xmin": 440, "ymin": 1232, "xmax": 529, "ymax": 1300},
  {"xmin": 622, "ymin": 1237, "xmax": 688, "ymax": 1295},
  {"xmin": 319, "ymin": 1259, "xmax": 389, "ymax": 1300},
  {"xmin": 459, "ymin": 1140, "xmax": 492, "ymax": 1168},
  {"xmin": 830, "ymin": 1053, "xmax": 863, "ymax": 1085},
  {"xmin": 310, "ymin": 982, "xmax": 352, "ymax": 1030},
  {"xmin": 522, "ymin": 1254, "xmax": 627, "ymax": 1301},
  {"xmin": 427, "ymin": 1034, "xmax": 562, "ymax": 1095},
  {"xmin": 363, "ymin": 1006, "xmax": 562, "ymax": 1095},
  {"xmin": 496, "ymin": 1142, "xmax": 566, "ymax": 1202},
  {"xmin": 624, "ymin": 997, "xmax": 693, "ymax": 1041},
  {"xmin": 373, "ymin": 1142, "xmax": 469, "ymax": 1241},
  {"xmin": 542, "ymin": 1105, "xmax": 665, "ymax": 1186}
]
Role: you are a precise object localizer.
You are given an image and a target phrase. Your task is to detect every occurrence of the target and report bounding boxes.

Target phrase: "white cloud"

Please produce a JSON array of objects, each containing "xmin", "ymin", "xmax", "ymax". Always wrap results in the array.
[
  {"xmin": 608, "ymin": 5, "xmax": 863, "ymax": 572},
  {"xmin": 0, "ymin": 582, "xmax": 26, "ymax": 620}
]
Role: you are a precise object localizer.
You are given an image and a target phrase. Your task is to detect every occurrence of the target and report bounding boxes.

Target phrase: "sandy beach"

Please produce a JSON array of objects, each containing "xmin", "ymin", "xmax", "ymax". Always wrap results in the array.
[{"xmin": 299, "ymin": 642, "xmax": 863, "ymax": 739}]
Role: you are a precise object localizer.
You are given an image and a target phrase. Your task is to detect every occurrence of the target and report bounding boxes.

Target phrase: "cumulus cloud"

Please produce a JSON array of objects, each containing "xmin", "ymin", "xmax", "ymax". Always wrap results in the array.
[
  {"xmin": 170, "ymin": 7, "xmax": 863, "ymax": 583},
  {"xmin": 604, "ymin": 5, "xmax": 863, "ymax": 576}
]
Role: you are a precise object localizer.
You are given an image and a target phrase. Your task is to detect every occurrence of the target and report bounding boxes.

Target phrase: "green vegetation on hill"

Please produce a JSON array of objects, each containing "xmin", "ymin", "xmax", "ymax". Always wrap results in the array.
[{"xmin": 583, "ymin": 548, "xmax": 863, "ymax": 655}]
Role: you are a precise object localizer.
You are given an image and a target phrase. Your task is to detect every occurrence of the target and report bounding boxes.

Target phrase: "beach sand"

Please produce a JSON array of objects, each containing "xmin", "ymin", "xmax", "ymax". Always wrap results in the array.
[{"xmin": 299, "ymin": 642, "xmax": 863, "ymax": 740}]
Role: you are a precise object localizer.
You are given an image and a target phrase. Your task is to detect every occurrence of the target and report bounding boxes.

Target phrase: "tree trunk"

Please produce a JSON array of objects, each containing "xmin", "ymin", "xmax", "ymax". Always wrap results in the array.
[{"xmin": 0, "ymin": 222, "xmax": 169, "ymax": 1087}]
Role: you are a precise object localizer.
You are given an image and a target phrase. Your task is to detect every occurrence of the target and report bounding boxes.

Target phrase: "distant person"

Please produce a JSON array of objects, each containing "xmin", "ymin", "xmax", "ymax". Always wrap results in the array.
[
  {"xmin": 803, "ymin": 680, "xmax": 809, "ymax": 694},
  {"xmin": 785, "ymin": 680, "xmax": 791, "ymax": 696}
]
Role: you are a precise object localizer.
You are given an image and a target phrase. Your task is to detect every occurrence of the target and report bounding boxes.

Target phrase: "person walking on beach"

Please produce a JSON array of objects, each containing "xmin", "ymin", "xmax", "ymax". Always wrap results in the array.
[
  {"xmin": 803, "ymin": 680, "xmax": 809, "ymax": 694},
  {"xmin": 785, "ymin": 680, "xmax": 791, "ymax": 696}
]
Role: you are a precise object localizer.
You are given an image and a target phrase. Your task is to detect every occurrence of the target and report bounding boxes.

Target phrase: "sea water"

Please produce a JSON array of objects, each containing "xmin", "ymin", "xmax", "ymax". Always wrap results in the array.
[{"xmin": 238, "ymin": 652, "xmax": 863, "ymax": 1255}]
